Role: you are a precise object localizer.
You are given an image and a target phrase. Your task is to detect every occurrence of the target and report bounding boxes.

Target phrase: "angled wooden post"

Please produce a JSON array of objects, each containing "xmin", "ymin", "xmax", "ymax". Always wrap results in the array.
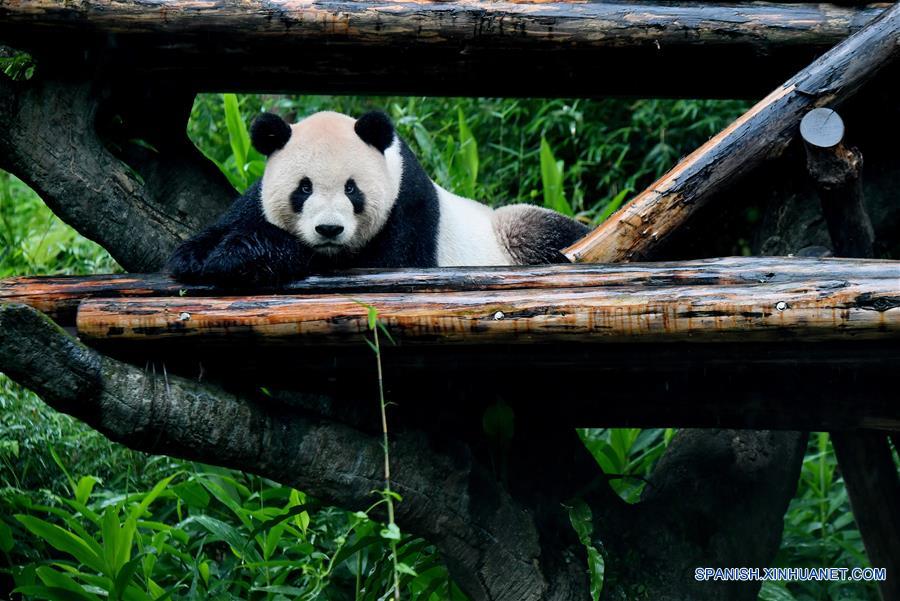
[{"xmin": 563, "ymin": 1, "xmax": 900, "ymax": 264}]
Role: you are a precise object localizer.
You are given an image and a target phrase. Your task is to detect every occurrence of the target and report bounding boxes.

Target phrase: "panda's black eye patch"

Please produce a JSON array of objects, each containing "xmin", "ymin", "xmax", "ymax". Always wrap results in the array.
[
  {"xmin": 291, "ymin": 177, "xmax": 313, "ymax": 213},
  {"xmin": 344, "ymin": 178, "xmax": 366, "ymax": 214}
]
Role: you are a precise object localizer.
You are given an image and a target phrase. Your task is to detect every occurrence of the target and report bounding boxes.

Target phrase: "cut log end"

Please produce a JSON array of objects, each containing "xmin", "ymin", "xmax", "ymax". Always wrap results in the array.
[{"xmin": 800, "ymin": 107, "xmax": 845, "ymax": 148}]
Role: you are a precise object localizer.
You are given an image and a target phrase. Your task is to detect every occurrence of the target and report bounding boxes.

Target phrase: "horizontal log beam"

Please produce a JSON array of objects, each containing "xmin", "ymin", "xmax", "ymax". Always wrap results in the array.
[
  {"xmin": 563, "ymin": 0, "xmax": 900, "ymax": 262},
  {"xmin": 4, "ymin": 257, "xmax": 899, "ymax": 327},
  {"xmin": 73, "ymin": 260, "xmax": 900, "ymax": 346},
  {"xmin": 0, "ymin": 1, "xmax": 890, "ymax": 97}
]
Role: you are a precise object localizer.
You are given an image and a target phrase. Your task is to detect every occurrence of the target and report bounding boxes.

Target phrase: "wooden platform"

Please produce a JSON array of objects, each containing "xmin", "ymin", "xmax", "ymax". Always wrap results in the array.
[{"xmin": 3, "ymin": 257, "xmax": 899, "ymax": 431}]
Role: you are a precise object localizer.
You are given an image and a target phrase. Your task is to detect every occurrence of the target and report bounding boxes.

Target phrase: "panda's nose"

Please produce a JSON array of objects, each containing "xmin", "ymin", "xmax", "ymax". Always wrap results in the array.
[{"xmin": 316, "ymin": 224, "xmax": 344, "ymax": 239}]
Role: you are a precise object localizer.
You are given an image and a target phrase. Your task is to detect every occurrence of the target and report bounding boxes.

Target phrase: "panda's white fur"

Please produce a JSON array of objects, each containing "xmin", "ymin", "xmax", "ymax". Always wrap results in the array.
[
  {"xmin": 167, "ymin": 109, "xmax": 588, "ymax": 285},
  {"xmin": 261, "ymin": 112, "xmax": 403, "ymax": 256},
  {"xmin": 433, "ymin": 185, "xmax": 513, "ymax": 266}
]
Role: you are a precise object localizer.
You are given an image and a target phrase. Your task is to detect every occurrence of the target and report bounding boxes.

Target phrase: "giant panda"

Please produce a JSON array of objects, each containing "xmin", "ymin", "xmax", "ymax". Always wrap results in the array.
[{"xmin": 168, "ymin": 110, "xmax": 589, "ymax": 285}]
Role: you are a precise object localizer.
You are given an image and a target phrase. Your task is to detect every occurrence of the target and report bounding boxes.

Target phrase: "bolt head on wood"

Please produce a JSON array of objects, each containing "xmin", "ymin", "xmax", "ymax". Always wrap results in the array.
[{"xmin": 800, "ymin": 108, "xmax": 845, "ymax": 149}]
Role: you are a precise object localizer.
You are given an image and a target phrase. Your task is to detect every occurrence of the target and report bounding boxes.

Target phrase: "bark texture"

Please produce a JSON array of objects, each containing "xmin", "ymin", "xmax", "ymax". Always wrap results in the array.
[
  {"xmin": 3, "ymin": 256, "xmax": 898, "ymax": 326},
  {"xmin": 0, "ymin": 76, "xmax": 233, "ymax": 272},
  {"xmin": 600, "ymin": 430, "xmax": 806, "ymax": 601},
  {"xmin": 801, "ymin": 114, "xmax": 898, "ymax": 601},
  {"xmin": 801, "ymin": 108, "xmax": 876, "ymax": 258},
  {"xmin": 0, "ymin": 1, "xmax": 890, "ymax": 97},
  {"xmin": 67, "ymin": 259, "xmax": 900, "ymax": 346}
]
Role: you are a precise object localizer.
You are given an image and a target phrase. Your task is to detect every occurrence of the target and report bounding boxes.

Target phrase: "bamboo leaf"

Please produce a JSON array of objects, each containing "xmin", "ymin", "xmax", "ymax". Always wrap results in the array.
[
  {"xmin": 540, "ymin": 137, "xmax": 573, "ymax": 216},
  {"xmin": 15, "ymin": 515, "xmax": 105, "ymax": 573}
]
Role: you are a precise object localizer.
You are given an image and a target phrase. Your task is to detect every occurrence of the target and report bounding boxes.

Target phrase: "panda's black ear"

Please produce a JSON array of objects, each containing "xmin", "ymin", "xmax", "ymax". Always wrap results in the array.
[
  {"xmin": 250, "ymin": 112, "xmax": 292, "ymax": 156},
  {"xmin": 354, "ymin": 111, "xmax": 394, "ymax": 153}
]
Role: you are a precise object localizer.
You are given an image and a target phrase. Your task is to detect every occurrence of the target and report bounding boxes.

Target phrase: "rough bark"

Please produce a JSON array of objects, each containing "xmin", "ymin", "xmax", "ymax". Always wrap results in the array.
[
  {"xmin": 563, "ymin": 0, "xmax": 900, "ymax": 263},
  {"xmin": 66, "ymin": 259, "xmax": 900, "ymax": 346},
  {"xmin": 599, "ymin": 430, "xmax": 806, "ymax": 601},
  {"xmin": 801, "ymin": 114, "xmax": 898, "ymax": 601},
  {"xmin": 801, "ymin": 108, "xmax": 876, "ymax": 258},
  {"xmin": 0, "ymin": 76, "xmax": 233, "ymax": 272},
  {"xmin": 4, "ymin": 256, "xmax": 900, "ymax": 326},
  {"xmin": 0, "ymin": 1, "xmax": 890, "ymax": 98}
]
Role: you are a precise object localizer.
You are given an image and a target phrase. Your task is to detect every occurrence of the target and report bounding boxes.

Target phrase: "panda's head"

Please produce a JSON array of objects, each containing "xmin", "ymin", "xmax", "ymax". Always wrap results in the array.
[{"xmin": 251, "ymin": 110, "xmax": 402, "ymax": 256}]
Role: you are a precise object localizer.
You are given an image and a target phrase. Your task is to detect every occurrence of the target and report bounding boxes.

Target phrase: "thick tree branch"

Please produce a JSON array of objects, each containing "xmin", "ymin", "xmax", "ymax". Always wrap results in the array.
[
  {"xmin": 0, "ymin": 302, "xmax": 588, "ymax": 601},
  {"xmin": 598, "ymin": 430, "xmax": 805, "ymax": 601},
  {"xmin": 0, "ymin": 75, "xmax": 233, "ymax": 272}
]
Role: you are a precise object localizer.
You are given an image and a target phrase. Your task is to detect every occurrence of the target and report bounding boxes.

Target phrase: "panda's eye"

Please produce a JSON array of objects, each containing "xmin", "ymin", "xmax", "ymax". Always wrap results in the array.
[
  {"xmin": 344, "ymin": 180, "xmax": 356, "ymax": 195},
  {"xmin": 299, "ymin": 178, "xmax": 313, "ymax": 195}
]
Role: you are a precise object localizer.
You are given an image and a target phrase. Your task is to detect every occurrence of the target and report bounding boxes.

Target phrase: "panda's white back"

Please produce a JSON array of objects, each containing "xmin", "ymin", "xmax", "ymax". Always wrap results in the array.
[{"xmin": 432, "ymin": 185, "xmax": 513, "ymax": 266}]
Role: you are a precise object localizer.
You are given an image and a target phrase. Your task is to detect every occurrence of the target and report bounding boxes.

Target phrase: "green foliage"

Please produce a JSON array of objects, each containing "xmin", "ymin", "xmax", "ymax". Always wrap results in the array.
[
  {"xmin": 539, "ymin": 138, "xmax": 572, "ymax": 216},
  {"xmin": 0, "ymin": 173, "xmax": 118, "ymax": 277},
  {"xmin": 0, "ymin": 49, "xmax": 35, "ymax": 82},
  {"xmin": 765, "ymin": 433, "xmax": 881, "ymax": 601},
  {"xmin": 4, "ymin": 455, "xmax": 455, "ymax": 601},
  {"xmin": 578, "ymin": 428, "xmax": 674, "ymax": 503},
  {"xmin": 361, "ymin": 303, "xmax": 403, "ymax": 600}
]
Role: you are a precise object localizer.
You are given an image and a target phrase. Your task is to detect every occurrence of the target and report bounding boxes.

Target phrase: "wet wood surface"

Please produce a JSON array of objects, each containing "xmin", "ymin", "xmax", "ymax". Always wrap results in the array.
[
  {"xmin": 73, "ymin": 260, "xmax": 900, "ymax": 346},
  {"xmin": 0, "ymin": 1, "xmax": 890, "ymax": 97},
  {"xmin": 563, "ymin": 1, "xmax": 900, "ymax": 263},
  {"xmin": 801, "ymin": 108, "xmax": 876, "ymax": 258},
  {"xmin": 4, "ymin": 256, "xmax": 899, "ymax": 327}
]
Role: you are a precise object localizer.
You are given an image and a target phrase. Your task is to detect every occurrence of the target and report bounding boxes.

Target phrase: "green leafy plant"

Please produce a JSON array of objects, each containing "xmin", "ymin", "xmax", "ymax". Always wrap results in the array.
[
  {"xmin": 362, "ymin": 304, "xmax": 405, "ymax": 600},
  {"xmin": 453, "ymin": 108, "xmax": 479, "ymax": 199},
  {"xmin": 0, "ymin": 49, "xmax": 35, "ymax": 81},
  {"xmin": 219, "ymin": 94, "xmax": 267, "ymax": 192},
  {"xmin": 578, "ymin": 428, "xmax": 674, "ymax": 503},
  {"xmin": 540, "ymin": 137, "xmax": 573, "ymax": 216}
]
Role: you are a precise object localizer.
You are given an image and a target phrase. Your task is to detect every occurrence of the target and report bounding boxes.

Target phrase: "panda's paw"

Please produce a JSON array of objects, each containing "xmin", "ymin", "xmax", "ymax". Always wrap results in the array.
[
  {"xmin": 167, "ymin": 238, "xmax": 214, "ymax": 283},
  {"xmin": 200, "ymin": 232, "xmax": 284, "ymax": 288}
]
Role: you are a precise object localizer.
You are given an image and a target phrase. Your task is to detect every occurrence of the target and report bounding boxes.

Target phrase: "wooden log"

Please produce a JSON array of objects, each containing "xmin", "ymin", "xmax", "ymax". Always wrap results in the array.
[
  {"xmin": 4, "ymin": 257, "xmax": 900, "ymax": 327},
  {"xmin": 801, "ymin": 108, "xmax": 876, "ymax": 257},
  {"xmin": 804, "ymin": 109, "xmax": 897, "ymax": 601},
  {"xmin": 0, "ymin": 1, "xmax": 890, "ymax": 97},
  {"xmin": 75, "ymin": 267, "xmax": 900, "ymax": 346},
  {"xmin": 831, "ymin": 432, "xmax": 900, "ymax": 601},
  {"xmin": 563, "ymin": 1, "xmax": 900, "ymax": 263}
]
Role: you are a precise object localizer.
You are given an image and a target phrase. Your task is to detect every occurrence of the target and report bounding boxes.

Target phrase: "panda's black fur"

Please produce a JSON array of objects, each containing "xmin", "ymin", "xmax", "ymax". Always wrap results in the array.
[{"xmin": 167, "ymin": 111, "xmax": 587, "ymax": 286}]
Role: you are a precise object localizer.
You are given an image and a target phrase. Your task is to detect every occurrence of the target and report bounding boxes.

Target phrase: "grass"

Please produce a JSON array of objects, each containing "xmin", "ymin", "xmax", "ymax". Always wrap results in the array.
[{"xmin": 1, "ymin": 93, "xmax": 890, "ymax": 601}]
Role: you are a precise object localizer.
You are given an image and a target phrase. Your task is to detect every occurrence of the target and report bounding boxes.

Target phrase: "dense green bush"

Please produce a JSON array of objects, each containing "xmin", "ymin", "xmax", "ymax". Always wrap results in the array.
[{"xmin": 0, "ymin": 93, "xmax": 887, "ymax": 601}]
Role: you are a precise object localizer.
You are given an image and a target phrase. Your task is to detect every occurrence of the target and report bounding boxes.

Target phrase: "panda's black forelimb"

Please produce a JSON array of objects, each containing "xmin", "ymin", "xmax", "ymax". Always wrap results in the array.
[{"xmin": 166, "ymin": 182, "xmax": 313, "ymax": 288}]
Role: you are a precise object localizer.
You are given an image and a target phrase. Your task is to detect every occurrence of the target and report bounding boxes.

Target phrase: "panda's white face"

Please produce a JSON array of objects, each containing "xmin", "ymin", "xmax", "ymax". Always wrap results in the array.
[{"xmin": 259, "ymin": 111, "xmax": 402, "ymax": 255}]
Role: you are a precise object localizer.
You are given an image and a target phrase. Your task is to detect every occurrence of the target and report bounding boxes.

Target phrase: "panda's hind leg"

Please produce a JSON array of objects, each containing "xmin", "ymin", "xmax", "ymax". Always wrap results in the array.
[{"xmin": 493, "ymin": 205, "xmax": 589, "ymax": 265}]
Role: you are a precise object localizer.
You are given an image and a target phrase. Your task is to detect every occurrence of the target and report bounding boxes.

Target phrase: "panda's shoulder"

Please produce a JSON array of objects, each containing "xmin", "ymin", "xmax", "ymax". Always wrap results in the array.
[{"xmin": 220, "ymin": 180, "xmax": 267, "ymax": 227}]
